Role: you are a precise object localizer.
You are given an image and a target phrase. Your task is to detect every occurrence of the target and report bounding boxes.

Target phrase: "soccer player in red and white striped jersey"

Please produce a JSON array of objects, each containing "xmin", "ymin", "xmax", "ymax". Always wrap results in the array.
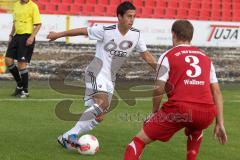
[{"xmin": 124, "ymin": 20, "xmax": 227, "ymax": 160}]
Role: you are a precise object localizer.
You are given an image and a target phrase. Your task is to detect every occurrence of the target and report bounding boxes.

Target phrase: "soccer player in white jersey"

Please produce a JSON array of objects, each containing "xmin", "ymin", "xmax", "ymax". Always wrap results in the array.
[{"xmin": 47, "ymin": 1, "xmax": 157, "ymax": 150}]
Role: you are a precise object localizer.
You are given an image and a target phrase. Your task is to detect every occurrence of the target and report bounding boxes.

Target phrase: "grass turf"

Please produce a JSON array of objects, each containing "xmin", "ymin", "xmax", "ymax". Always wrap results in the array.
[{"xmin": 0, "ymin": 81, "xmax": 239, "ymax": 160}]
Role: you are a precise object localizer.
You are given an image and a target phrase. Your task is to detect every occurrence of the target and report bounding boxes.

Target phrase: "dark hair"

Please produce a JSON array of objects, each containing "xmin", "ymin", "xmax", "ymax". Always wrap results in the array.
[
  {"xmin": 116, "ymin": 1, "xmax": 136, "ymax": 17},
  {"xmin": 171, "ymin": 20, "xmax": 194, "ymax": 42}
]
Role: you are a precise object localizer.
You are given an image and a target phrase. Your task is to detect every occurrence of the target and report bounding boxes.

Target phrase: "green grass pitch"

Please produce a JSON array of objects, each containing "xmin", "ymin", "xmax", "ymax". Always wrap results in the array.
[{"xmin": 0, "ymin": 81, "xmax": 239, "ymax": 160}]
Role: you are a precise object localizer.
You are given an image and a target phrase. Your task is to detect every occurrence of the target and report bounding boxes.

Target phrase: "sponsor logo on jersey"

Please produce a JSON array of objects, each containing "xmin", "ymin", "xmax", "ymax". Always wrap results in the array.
[
  {"xmin": 104, "ymin": 40, "xmax": 117, "ymax": 51},
  {"xmin": 119, "ymin": 40, "xmax": 133, "ymax": 50},
  {"xmin": 109, "ymin": 50, "xmax": 127, "ymax": 57},
  {"xmin": 104, "ymin": 40, "xmax": 133, "ymax": 57}
]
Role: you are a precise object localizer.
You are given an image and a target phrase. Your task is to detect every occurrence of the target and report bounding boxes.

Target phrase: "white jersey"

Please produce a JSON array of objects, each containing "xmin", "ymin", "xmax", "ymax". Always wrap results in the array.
[{"xmin": 86, "ymin": 24, "xmax": 147, "ymax": 81}]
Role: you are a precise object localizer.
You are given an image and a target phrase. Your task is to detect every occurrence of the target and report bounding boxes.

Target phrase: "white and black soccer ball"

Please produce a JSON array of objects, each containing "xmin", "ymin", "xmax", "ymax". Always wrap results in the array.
[{"xmin": 77, "ymin": 134, "xmax": 100, "ymax": 155}]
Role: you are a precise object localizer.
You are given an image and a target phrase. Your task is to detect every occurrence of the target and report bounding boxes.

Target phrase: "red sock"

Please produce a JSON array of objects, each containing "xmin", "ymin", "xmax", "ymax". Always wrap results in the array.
[
  {"xmin": 124, "ymin": 137, "xmax": 145, "ymax": 160},
  {"xmin": 186, "ymin": 130, "xmax": 203, "ymax": 160}
]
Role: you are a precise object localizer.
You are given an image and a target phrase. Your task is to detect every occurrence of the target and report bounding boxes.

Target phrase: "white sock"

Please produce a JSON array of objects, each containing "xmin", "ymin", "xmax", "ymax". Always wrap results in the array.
[{"xmin": 63, "ymin": 104, "xmax": 103, "ymax": 138}]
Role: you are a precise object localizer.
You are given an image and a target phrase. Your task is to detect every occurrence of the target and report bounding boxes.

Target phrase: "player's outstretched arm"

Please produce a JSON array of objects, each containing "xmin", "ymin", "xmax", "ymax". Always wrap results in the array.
[
  {"xmin": 47, "ymin": 28, "xmax": 88, "ymax": 41},
  {"xmin": 141, "ymin": 51, "xmax": 157, "ymax": 71},
  {"xmin": 152, "ymin": 80, "xmax": 165, "ymax": 113},
  {"xmin": 211, "ymin": 83, "xmax": 227, "ymax": 144}
]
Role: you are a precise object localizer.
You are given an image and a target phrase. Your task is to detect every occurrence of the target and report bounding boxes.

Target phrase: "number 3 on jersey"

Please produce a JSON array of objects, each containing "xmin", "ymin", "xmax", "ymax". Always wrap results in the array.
[{"xmin": 185, "ymin": 56, "xmax": 201, "ymax": 78}]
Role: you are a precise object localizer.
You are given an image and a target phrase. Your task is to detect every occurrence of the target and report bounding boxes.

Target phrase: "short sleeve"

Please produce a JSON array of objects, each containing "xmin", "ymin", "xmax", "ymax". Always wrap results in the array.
[
  {"xmin": 135, "ymin": 32, "xmax": 147, "ymax": 53},
  {"xmin": 12, "ymin": 3, "xmax": 16, "ymax": 21},
  {"xmin": 210, "ymin": 62, "xmax": 218, "ymax": 83},
  {"xmin": 156, "ymin": 52, "xmax": 170, "ymax": 82},
  {"xmin": 33, "ymin": 4, "xmax": 41, "ymax": 24},
  {"xmin": 87, "ymin": 25, "xmax": 104, "ymax": 41}
]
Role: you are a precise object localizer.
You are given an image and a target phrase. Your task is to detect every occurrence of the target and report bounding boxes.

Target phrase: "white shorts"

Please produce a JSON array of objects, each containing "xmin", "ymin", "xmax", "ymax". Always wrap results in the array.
[{"xmin": 84, "ymin": 71, "xmax": 115, "ymax": 107}]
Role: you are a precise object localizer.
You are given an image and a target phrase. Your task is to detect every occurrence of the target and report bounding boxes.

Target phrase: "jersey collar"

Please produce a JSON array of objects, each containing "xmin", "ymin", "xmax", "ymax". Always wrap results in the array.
[
  {"xmin": 175, "ymin": 44, "xmax": 191, "ymax": 47},
  {"xmin": 116, "ymin": 23, "xmax": 130, "ymax": 37}
]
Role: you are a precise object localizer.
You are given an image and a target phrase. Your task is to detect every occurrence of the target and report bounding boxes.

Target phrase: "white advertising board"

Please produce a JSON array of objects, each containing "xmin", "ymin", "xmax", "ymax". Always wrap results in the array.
[
  {"xmin": 0, "ymin": 14, "xmax": 66, "ymax": 42},
  {"xmin": 0, "ymin": 13, "xmax": 239, "ymax": 47},
  {"xmin": 0, "ymin": 14, "xmax": 13, "ymax": 41}
]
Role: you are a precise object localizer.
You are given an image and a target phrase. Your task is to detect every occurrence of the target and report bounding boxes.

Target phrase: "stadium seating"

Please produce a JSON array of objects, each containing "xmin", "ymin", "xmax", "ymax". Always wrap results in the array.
[
  {"xmin": 199, "ymin": 9, "xmax": 211, "ymax": 20},
  {"xmin": 141, "ymin": 7, "xmax": 154, "ymax": 18},
  {"xmin": 167, "ymin": 1, "xmax": 179, "ymax": 8},
  {"xmin": 0, "ymin": 0, "xmax": 239, "ymax": 21},
  {"xmin": 190, "ymin": 1, "xmax": 201, "ymax": 10},
  {"xmin": 155, "ymin": 1, "xmax": 167, "ymax": 8},
  {"xmin": 57, "ymin": 4, "xmax": 70, "ymax": 14},
  {"xmin": 62, "ymin": 0, "xmax": 73, "ymax": 4},
  {"xmin": 165, "ymin": 8, "xmax": 177, "ymax": 19},
  {"xmin": 44, "ymin": 4, "xmax": 58, "ymax": 14},
  {"xmin": 98, "ymin": 0, "xmax": 109, "ymax": 5},
  {"xmin": 143, "ymin": 0, "xmax": 155, "ymax": 7},
  {"xmin": 179, "ymin": 1, "xmax": 190, "ymax": 9},
  {"xmin": 51, "ymin": 0, "xmax": 62, "ymax": 5},
  {"xmin": 94, "ymin": 5, "xmax": 106, "ymax": 16},
  {"xmin": 132, "ymin": 0, "xmax": 143, "ymax": 7},
  {"xmin": 177, "ymin": 9, "xmax": 188, "ymax": 19},
  {"xmin": 69, "ymin": 4, "xmax": 81, "ymax": 15},
  {"xmin": 0, "ymin": 8, "xmax": 7, "ymax": 13},
  {"xmin": 222, "ymin": 10, "xmax": 232, "ymax": 21},
  {"xmin": 188, "ymin": 9, "xmax": 199, "ymax": 20},
  {"xmin": 153, "ymin": 8, "xmax": 165, "ymax": 18}
]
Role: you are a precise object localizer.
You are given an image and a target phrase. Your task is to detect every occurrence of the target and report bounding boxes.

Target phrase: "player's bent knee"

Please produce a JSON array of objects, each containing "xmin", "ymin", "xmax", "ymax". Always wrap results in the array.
[
  {"xmin": 103, "ymin": 102, "xmax": 110, "ymax": 110},
  {"xmin": 95, "ymin": 114, "xmax": 105, "ymax": 122},
  {"xmin": 94, "ymin": 99, "xmax": 109, "ymax": 110},
  {"xmin": 17, "ymin": 62, "xmax": 27, "ymax": 70},
  {"xmin": 5, "ymin": 57, "xmax": 14, "ymax": 66},
  {"xmin": 98, "ymin": 101, "xmax": 110, "ymax": 111},
  {"xmin": 136, "ymin": 129, "xmax": 153, "ymax": 145}
]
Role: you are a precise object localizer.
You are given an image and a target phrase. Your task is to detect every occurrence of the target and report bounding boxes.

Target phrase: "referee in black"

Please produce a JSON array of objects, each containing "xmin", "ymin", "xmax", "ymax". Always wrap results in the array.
[{"xmin": 5, "ymin": 0, "xmax": 41, "ymax": 97}]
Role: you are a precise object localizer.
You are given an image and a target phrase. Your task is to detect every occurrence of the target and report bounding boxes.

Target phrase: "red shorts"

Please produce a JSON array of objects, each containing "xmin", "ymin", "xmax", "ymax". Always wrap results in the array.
[{"xmin": 143, "ymin": 102, "xmax": 217, "ymax": 142}]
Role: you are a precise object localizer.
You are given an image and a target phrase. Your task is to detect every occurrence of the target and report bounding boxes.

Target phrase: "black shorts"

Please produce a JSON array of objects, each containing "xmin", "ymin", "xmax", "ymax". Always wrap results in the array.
[{"xmin": 6, "ymin": 34, "xmax": 35, "ymax": 63}]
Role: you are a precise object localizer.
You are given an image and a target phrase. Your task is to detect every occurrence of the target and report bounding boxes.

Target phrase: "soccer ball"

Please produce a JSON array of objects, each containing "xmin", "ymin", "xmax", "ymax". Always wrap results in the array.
[{"xmin": 77, "ymin": 134, "xmax": 100, "ymax": 155}]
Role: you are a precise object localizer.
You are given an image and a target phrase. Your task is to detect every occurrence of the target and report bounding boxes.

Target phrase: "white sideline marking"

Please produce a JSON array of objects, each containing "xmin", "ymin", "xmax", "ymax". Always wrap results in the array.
[
  {"xmin": 0, "ymin": 99, "xmax": 239, "ymax": 103},
  {"xmin": 0, "ymin": 98, "xmax": 81, "ymax": 102}
]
